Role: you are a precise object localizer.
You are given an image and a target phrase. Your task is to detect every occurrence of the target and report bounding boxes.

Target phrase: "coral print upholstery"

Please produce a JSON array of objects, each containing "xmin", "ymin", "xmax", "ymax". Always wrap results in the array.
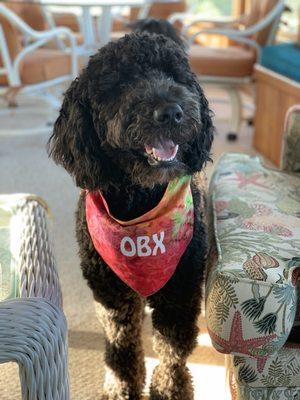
[{"xmin": 206, "ymin": 151, "xmax": 300, "ymax": 399}]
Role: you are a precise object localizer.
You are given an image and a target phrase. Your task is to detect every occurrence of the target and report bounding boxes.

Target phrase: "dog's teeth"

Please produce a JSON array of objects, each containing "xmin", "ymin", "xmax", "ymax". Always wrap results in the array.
[
  {"xmin": 166, "ymin": 155, "xmax": 175, "ymax": 162},
  {"xmin": 147, "ymin": 151, "xmax": 177, "ymax": 164}
]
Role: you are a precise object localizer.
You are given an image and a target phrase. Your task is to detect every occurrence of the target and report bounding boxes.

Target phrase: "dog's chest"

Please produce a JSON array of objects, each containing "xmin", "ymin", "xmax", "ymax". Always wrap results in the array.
[{"xmin": 102, "ymin": 185, "xmax": 166, "ymax": 221}]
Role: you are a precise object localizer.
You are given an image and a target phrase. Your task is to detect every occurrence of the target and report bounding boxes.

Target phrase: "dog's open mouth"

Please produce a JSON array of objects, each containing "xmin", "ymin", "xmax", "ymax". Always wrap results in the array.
[{"xmin": 144, "ymin": 139, "xmax": 179, "ymax": 166}]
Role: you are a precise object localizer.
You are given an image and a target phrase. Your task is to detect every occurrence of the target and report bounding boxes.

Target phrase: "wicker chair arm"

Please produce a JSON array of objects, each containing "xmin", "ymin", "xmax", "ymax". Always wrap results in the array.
[
  {"xmin": 0, "ymin": 297, "xmax": 69, "ymax": 399},
  {"xmin": 15, "ymin": 196, "xmax": 62, "ymax": 309}
]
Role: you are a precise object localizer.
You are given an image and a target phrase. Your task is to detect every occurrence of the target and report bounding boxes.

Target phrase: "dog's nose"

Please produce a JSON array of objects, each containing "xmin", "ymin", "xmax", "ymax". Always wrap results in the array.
[{"xmin": 153, "ymin": 103, "xmax": 183, "ymax": 124}]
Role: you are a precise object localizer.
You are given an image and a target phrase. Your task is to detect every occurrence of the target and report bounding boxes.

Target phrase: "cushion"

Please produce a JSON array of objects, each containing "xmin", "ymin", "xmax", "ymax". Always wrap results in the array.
[
  {"xmin": 281, "ymin": 105, "xmax": 300, "ymax": 174},
  {"xmin": 21, "ymin": 2, "xmax": 47, "ymax": 31},
  {"xmin": 189, "ymin": 45, "xmax": 256, "ymax": 78},
  {"xmin": 20, "ymin": 49, "xmax": 72, "ymax": 84},
  {"xmin": 228, "ymin": 342, "xmax": 300, "ymax": 399},
  {"xmin": 206, "ymin": 153, "xmax": 300, "ymax": 361},
  {"xmin": 261, "ymin": 44, "xmax": 300, "ymax": 83},
  {"xmin": 53, "ymin": 12, "xmax": 80, "ymax": 32},
  {"xmin": 44, "ymin": 33, "xmax": 85, "ymax": 49}
]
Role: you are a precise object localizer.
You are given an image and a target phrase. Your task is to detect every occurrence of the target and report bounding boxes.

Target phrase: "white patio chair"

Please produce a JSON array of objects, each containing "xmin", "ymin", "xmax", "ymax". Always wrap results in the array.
[
  {"xmin": 10, "ymin": 0, "xmax": 85, "ymax": 50},
  {"xmin": 169, "ymin": 0, "xmax": 286, "ymax": 140},
  {"xmin": 0, "ymin": 4, "xmax": 79, "ymax": 135},
  {"xmin": 0, "ymin": 194, "xmax": 69, "ymax": 399}
]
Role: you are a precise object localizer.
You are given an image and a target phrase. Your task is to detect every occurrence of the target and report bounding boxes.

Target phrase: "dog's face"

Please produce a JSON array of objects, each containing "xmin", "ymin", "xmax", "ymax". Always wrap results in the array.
[
  {"xmin": 105, "ymin": 70, "xmax": 204, "ymax": 187},
  {"xmin": 49, "ymin": 32, "xmax": 214, "ymax": 190}
]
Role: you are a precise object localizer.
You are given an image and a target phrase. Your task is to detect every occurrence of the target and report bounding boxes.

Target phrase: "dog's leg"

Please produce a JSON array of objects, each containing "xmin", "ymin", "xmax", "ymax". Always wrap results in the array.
[
  {"xmin": 148, "ymin": 275, "xmax": 201, "ymax": 400},
  {"xmin": 77, "ymin": 197, "xmax": 146, "ymax": 399},
  {"xmin": 149, "ymin": 307, "xmax": 198, "ymax": 399},
  {"xmin": 95, "ymin": 294, "xmax": 146, "ymax": 400}
]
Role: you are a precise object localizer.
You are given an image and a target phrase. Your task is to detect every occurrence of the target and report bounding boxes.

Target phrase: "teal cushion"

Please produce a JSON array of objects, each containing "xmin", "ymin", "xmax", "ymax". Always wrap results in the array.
[{"xmin": 261, "ymin": 43, "xmax": 300, "ymax": 82}]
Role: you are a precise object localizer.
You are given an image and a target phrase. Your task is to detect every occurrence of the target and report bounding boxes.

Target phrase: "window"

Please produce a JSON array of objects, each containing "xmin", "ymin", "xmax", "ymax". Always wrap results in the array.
[
  {"xmin": 280, "ymin": 0, "xmax": 299, "ymax": 42},
  {"xmin": 187, "ymin": 0, "xmax": 233, "ymax": 17}
]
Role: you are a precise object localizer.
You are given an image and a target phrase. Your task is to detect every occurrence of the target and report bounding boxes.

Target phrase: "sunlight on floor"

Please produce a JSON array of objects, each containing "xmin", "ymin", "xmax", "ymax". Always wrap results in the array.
[
  {"xmin": 143, "ymin": 357, "xmax": 226, "ymax": 399},
  {"xmin": 197, "ymin": 332, "xmax": 214, "ymax": 346}
]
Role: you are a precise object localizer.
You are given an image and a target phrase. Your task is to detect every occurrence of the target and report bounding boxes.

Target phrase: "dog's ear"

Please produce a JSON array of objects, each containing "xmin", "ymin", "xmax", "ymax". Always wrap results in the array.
[
  {"xmin": 48, "ymin": 75, "xmax": 110, "ymax": 189},
  {"xmin": 183, "ymin": 76, "xmax": 214, "ymax": 172}
]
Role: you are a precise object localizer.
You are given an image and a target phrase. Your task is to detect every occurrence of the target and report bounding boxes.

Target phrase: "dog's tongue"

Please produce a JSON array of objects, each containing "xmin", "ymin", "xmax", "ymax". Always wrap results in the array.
[{"xmin": 145, "ymin": 139, "xmax": 178, "ymax": 160}]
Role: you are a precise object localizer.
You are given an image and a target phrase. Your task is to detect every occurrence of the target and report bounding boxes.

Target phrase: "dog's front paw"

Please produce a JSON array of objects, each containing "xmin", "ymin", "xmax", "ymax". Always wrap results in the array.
[
  {"xmin": 101, "ymin": 388, "xmax": 142, "ymax": 400},
  {"xmin": 101, "ymin": 393, "xmax": 140, "ymax": 400},
  {"xmin": 101, "ymin": 359, "xmax": 145, "ymax": 400},
  {"xmin": 149, "ymin": 364, "xmax": 194, "ymax": 400}
]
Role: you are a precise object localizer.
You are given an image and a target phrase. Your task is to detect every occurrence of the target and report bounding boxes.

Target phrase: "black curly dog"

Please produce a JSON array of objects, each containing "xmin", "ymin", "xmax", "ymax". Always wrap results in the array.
[{"xmin": 48, "ymin": 20, "xmax": 214, "ymax": 400}]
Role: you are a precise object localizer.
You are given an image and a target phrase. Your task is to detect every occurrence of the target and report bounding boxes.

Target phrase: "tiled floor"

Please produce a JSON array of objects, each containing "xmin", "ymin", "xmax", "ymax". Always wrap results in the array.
[{"xmin": 0, "ymin": 86, "xmax": 260, "ymax": 399}]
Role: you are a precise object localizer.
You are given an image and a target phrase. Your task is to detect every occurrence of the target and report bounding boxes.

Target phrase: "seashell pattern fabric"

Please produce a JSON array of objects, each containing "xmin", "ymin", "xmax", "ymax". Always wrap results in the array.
[{"xmin": 206, "ymin": 152, "xmax": 300, "ymax": 399}]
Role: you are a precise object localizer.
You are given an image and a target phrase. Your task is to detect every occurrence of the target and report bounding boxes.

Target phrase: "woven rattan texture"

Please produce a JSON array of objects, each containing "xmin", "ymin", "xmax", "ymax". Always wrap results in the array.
[
  {"xmin": 0, "ymin": 196, "xmax": 68, "ymax": 399},
  {"xmin": 17, "ymin": 199, "xmax": 62, "ymax": 307},
  {"xmin": 0, "ymin": 298, "xmax": 69, "ymax": 400}
]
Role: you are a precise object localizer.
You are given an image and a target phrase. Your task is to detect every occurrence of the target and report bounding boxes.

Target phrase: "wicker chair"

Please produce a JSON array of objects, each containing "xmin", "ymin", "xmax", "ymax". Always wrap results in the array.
[{"xmin": 0, "ymin": 194, "xmax": 69, "ymax": 400}]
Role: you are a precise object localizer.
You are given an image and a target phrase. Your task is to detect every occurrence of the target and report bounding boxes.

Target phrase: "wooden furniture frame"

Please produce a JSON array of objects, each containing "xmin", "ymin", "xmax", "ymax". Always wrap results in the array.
[{"xmin": 253, "ymin": 65, "xmax": 300, "ymax": 166}]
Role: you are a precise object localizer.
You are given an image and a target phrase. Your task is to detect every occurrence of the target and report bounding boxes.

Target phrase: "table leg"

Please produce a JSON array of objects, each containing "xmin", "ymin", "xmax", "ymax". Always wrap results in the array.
[
  {"xmin": 82, "ymin": 6, "xmax": 95, "ymax": 49},
  {"xmin": 99, "ymin": 6, "xmax": 112, "ymax": 46},
  {"xmin": 137, "ymin": 2, "xmax": 151, "ymax": 19}
]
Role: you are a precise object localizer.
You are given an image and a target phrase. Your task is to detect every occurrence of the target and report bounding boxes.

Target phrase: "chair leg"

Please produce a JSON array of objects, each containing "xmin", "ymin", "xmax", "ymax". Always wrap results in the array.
[
  {"xmin": 226, "ymin": 87, "xmax": 242, "ymax": 141},
  {"xmin": 40, "ymin": 89, "xmax": 62, "ymax": 110},
  {"xmin": 2, "ymin": 86, "xmax": 22, "ymax": 107},
  {"xmin": 0, "ymin": 298, "xmax": 69, "ymax": 400},
  {"xmin": 0, "ymin": 88, "xmax": 62, "ymax": 135}
]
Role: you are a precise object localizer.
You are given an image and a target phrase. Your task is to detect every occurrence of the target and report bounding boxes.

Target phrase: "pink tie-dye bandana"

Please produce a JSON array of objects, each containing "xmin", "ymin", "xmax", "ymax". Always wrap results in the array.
[{"xmin": 86, "ymin": 176, "xmax": 194, "ymax": 297}]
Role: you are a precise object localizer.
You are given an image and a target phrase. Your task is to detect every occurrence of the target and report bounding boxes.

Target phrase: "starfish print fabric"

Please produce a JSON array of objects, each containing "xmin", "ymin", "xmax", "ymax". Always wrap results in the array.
[
  {"xmin": 228, "ymin": 342, "xmax": 300, "ymax": 400},
  {"xmin": 86, "ymin": 176, "xmax": 194, "ymax": 297},
  {"xmin": 206, "ymin": 152, "xmax": 300, "ymax": 397}
]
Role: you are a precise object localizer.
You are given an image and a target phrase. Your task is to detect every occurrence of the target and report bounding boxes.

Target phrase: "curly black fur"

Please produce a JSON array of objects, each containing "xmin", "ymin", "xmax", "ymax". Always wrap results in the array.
[{"xmin": 48, "ymin": 23, "xmax": 214, "ymax": 400}]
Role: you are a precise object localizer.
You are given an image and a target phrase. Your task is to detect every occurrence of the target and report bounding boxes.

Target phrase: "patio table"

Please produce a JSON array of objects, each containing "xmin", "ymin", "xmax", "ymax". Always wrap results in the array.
[
  {"xmin": 0, "ymin": 0, "xmax": 145, "ymax": 47},
  {"xmin": 40, "ymin": 0, "xmax": 147, "ymax": 47},
  {"xmin": 1, "ymin": 0, "xmax": 178, "ymax": 49}
]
